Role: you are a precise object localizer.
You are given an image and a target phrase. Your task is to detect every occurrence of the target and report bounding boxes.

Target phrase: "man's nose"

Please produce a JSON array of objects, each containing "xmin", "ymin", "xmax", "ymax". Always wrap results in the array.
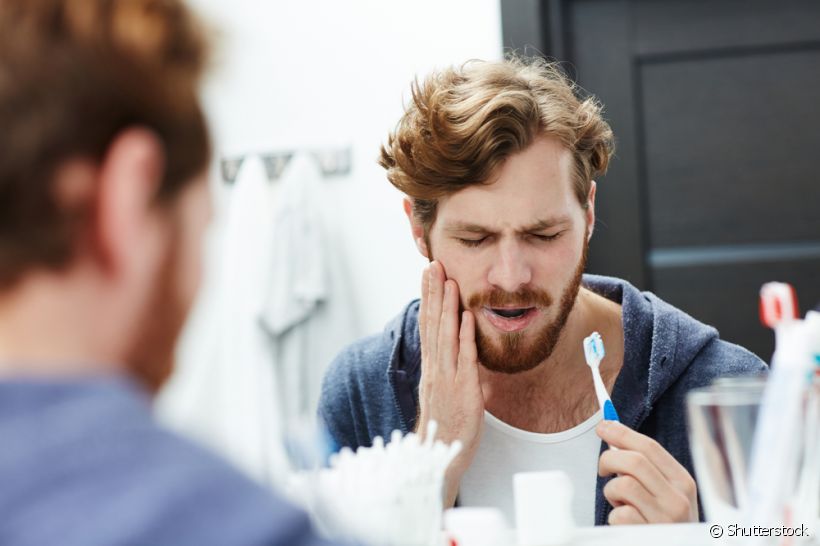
[{"xmin": 486, "ymin": 239, "xmax": 533, "ymax": 293}]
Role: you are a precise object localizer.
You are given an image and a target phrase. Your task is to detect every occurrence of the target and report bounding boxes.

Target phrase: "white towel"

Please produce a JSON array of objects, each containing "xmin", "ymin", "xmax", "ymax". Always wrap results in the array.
[
  {"xmin": 260, "ymin": 152, "xmax": 359, "ymax": 425},
  {"xmin": 158, "ymin": 152, "xmax": 361, "ymax": 490}
]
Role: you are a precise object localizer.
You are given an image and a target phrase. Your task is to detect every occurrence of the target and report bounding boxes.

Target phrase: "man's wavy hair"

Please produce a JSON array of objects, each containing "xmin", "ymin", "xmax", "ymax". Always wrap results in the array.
[{"xmin": 379, "ymin": 56, "xmax": 615, "ymax": 232}]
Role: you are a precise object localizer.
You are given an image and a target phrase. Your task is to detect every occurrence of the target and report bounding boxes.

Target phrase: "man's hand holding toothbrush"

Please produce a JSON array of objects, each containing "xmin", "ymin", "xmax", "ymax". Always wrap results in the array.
[
  {"xmin": 416, "ymin": 261, "xmax": 484, "ymax": 508},
  {"xmin": 584, "ymin": 332, "xmax": 698, "ymax": 525},
  {"xmin": 596, "ymin": 420, "xmax": 699, "ymax": 524}
]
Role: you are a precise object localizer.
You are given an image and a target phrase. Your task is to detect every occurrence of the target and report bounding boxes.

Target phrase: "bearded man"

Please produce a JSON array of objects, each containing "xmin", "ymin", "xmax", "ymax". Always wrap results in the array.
[{"xmin": 318, "ymin": 57, "xmax": 766, "ymax": 527}]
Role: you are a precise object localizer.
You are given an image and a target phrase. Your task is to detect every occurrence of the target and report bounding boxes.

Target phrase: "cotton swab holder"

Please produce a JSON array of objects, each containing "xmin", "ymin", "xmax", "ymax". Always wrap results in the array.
[{"xmin": 295, "ymin": 420, "xmax": 462, "ymax": 546}]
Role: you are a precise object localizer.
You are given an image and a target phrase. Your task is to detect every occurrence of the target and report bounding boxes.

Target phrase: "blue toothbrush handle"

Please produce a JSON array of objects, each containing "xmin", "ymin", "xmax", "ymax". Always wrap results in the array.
[{"xmin": 603, "ymin": 400, "xmax": 620, "ymax": 422}]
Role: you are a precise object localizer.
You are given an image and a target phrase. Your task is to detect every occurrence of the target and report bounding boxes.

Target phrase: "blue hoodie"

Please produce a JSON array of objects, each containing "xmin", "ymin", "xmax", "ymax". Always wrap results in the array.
[{"xmin": 318, "ymin": 274, "xmax": 768, "ymax": 526}]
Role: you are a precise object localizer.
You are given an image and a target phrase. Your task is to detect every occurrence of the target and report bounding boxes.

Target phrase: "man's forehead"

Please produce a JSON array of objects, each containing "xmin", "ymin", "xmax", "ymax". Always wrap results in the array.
[{"xmin": 427, "ymin": 136, "xmax": 582, "ymax": 234}]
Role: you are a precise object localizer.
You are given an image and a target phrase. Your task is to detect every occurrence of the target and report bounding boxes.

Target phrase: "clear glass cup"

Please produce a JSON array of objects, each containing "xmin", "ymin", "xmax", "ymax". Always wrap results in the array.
[
  {"xmin": 687, "ymin": 373, "xmax": 820, "ymax": 541},
  {"xmin": 686, "ymin": 376, "xmax": 765, "ymax": 522}
]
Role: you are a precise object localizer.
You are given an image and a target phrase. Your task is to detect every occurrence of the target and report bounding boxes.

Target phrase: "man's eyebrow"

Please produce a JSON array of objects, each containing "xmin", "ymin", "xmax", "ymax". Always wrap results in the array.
[
  {"xmin": 443, "ymin": 216, "xmax": 572, "ymax": 234},
  {"xmin": 522, "ymin": 216, "xmax": 572, "ymax": 232},
  {"xmin": 443, "ymin": 222, "xmax": 492, "ymax": 234}
]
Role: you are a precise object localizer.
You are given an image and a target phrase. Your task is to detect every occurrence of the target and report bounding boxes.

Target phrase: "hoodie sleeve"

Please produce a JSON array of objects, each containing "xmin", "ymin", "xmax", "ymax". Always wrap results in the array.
[
  {"xmin": 318, "ymin": 342, "xmax": 371, "ymax": 453},
  {"xmin": 318, "ymin": 332, "xmax": 408, "ymax": 453}
]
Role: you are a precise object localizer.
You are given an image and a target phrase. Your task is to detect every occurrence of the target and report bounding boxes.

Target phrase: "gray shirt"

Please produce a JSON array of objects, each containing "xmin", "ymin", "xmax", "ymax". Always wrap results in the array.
[{"xmin": 0, "ymin": 376, "xmax": 336, "ymax": 546}]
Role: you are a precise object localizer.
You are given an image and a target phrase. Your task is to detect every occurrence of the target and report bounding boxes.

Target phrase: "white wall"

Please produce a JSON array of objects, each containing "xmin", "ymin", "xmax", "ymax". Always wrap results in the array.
[
  {"xmin": 156, "ymin": 0, "xmax": 503, "ymax": 483},
  {"xmin": 189, "ymin": 0, "xmax": 503, "ymax": 334}
]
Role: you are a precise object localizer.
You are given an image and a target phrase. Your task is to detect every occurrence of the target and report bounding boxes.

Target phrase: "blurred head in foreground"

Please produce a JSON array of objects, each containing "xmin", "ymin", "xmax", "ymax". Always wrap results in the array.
[{"xmin": 0, "ymin": 0, "xmax": 212, "ymax": 391}]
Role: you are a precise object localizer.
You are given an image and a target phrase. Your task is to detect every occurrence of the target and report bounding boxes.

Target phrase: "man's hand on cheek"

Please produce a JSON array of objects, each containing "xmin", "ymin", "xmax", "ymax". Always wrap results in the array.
[
  {"xmin": 417, "ymin": 261, "xmax": 484, "ymax": 508},
  {"xmin": 596, "ymin": 421, "xmax": 699, "ymax": 525}
]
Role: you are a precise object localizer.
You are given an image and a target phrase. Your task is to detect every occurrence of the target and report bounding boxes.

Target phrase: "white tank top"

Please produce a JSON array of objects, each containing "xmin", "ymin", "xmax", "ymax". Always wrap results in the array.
[{"xmin": 458, "ymin": 409, "xmax": 603, "ymax": 527}]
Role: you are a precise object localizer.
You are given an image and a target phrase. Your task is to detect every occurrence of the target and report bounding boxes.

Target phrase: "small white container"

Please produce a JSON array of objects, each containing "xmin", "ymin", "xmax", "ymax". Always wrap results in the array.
[
  {"xmin": 444, "ymin": 507, "xmax": 507, "ymax": 546},
  {"xmin": 513, "ymin": 471, "xmax": 575, "ymax": 546}
]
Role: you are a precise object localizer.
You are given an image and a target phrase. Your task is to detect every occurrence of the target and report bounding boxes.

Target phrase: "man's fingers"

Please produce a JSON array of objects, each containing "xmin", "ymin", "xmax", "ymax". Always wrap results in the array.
[
  {"xmin": 419, "ymin": 265, "xmax": 429, "ymax": 364},
  {"xmin": 598, "ymin": 448, "xmax": 670, "ymax": 500},
  {"xmin": 608, "ymin": 505, "xmax": 648, "ymax": 526},
  {"xmin": 425, "ymin": 261, "xmax": 444, "ymax": 367},
  {"xmin": 437, "ymin": 279, "xmax": 460, "ymax": 377},
  {"xmin": 598, "ymin": 422, "xmax": 698, "ymax": 523},
  {"xmin": 457, "ymin": 310, "xmax": 478, "ymax": 378},
  {"xmin": 596, "ymin": 421, "xmax": 689, "ymax": 484},
  {"xmin": 603, "ymin": 475, "xmax": 662, "ymax": 523}
]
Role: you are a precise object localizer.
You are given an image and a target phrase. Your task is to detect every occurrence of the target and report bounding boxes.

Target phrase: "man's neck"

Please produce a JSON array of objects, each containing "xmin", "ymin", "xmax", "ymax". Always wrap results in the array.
[
  {"xmin": 0, "ymin": 272, "xmax": 126, "ymax": 378},
  {"xmin": 478, "ymin": 287, "xmax": 624, "ymax": 434}
]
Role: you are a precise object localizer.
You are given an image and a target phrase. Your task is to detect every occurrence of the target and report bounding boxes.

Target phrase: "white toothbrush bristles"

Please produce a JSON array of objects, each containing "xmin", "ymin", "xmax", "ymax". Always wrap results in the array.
[{"xmin": 583, "ymin": 331, "xmax": 610, "ymax": 412}]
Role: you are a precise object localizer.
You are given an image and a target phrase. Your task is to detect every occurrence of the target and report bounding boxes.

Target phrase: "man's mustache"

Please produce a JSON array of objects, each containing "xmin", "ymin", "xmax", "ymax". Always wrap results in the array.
[{"xmin": 467, "ymin": 287, "xmax": 553, "ymax": 309}]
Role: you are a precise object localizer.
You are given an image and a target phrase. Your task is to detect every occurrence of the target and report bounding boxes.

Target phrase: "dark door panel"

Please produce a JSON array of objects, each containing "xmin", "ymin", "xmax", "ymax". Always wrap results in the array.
[{"xmin": 502, "ymin": 0, "xmax": 820, "ymax": 359}]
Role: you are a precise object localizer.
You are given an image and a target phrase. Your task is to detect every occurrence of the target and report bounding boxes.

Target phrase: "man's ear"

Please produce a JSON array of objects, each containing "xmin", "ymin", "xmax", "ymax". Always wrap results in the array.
[
  {"xmin": 585, "ymin": 181, "xmax": 597, "ymax": 242},
  {"xmin": 92, "ymin": 128, "xmax": 165, "ymax": 275},
  {"xmin": 403, "ymin": 197, "xmax": 429, "ymax": 259}
]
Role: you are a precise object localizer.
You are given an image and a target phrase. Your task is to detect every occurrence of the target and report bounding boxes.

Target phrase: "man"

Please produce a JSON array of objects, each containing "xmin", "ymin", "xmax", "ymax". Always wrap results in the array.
[
  {"xmin": 0, "ymin": 1, "xmax": 335, "ymax": 544},
  {"xmin": 319, "ymin": 57, "xmax": 767, "ymax": 527}
]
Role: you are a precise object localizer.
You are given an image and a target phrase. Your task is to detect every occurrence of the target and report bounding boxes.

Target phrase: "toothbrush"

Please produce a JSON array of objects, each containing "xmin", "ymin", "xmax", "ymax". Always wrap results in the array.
[
  {"xmin": 583, "ymin": 332, "xmax": 620, "ymax": 421},
  {"xmin": 795, "ymin": 311, "xmax": 820, "ymax": 534},
  {"xmin": 746, "ymin": 282, "xmax": 808, "ymax": 539}
]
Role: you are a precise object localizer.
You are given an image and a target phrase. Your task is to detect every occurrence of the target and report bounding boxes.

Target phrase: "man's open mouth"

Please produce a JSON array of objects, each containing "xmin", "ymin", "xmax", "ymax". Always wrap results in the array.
[
  {"xmin": 482, "ymin": 306, "xmax": 539, "ymax": 332},
  {"xmin": 489, "ymin": 307, "xmax": 533, "ymax": 319}
]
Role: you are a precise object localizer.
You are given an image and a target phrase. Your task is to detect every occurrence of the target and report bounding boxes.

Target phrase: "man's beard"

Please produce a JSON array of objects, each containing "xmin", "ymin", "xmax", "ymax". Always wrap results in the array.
[
  {"xmin": 468, "ymin": 241, "xmax": 588, "ymax": 374},
  {"xmin": 126, "ymin": 230, "xmax": 189, "ymax": 394}
]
